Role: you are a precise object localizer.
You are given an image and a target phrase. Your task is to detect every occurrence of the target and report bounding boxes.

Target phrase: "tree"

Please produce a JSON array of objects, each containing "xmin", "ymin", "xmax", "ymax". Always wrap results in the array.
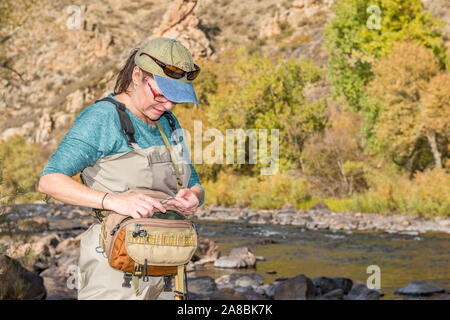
[
  {"xmin": 301, "ymin": 108, "xmax": 369, "ymax": 197},
  {"xmin": 325, "ymin": 0, "xmax": 448, "ymax": 148},
  {"xmin": 367, "ymin": 41, "xmax": 449, "ymax": 173},
  {"xmin": 204, "ymin": 47, "xmax": 328, "ymax": 174}
]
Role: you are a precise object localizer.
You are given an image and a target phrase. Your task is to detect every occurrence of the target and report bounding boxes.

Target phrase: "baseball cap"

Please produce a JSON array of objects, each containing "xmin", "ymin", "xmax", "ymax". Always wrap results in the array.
[{"xmin": 135, "ymin": 37, "xmax": 199, "ymax": 105}]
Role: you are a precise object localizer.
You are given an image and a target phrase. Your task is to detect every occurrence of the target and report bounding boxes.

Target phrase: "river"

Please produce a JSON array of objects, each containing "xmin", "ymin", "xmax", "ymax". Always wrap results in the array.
[{"xmin": 191, "ymin": 219, "xmax": 450, "ymax": 299}]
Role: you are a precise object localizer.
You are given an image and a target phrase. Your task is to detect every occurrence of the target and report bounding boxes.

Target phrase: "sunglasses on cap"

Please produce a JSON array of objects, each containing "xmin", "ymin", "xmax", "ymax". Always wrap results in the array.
[{"xmin": 139, "ymin": 52, "xmax": 200, "ymax": 81}]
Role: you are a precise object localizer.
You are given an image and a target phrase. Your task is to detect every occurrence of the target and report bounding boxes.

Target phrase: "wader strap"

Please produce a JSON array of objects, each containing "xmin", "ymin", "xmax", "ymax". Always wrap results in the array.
[
  {"xmin": 163, "ymin": 112, "xmax": 179, "ymax": 143},
  {"xmin": 156, "ymin": 120, "xmax": 183, "ymax": 192},
  {"xmin": 174, "ymin": 265, "xmax": 185, "ymax": 300},
  {"xmin": 79, "ymin": 170, "xmax": 105, "ymax": 222},
  {"xmin": 95, "ymin": 97, "xmax": 137, "ymax": 147}
]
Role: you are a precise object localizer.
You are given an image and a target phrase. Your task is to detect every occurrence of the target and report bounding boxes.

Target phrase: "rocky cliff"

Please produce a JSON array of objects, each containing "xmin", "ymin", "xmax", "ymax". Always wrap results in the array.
[{"xmin": 0, "ymin": 0, "xmax": 448, "ymax": 154}]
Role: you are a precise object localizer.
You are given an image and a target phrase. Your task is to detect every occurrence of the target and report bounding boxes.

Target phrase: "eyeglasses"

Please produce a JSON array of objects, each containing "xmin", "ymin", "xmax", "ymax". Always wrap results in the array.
[
  {"xmin": 143, "ymin": 75, "xmax": 171, "ymax": 103},
  {"xmin": 139, "ymin": 52, "xmax": 200, "ymax": 80}
]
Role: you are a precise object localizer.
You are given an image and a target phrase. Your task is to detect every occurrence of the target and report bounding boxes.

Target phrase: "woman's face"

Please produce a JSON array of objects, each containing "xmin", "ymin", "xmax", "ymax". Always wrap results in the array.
[{"xmin": 131, "ymin": 67, "xmax": 176, "ymax": 121}]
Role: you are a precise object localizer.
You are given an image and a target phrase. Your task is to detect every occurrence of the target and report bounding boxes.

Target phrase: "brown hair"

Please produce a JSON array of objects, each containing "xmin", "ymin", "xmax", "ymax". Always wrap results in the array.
[{"xmin": 114, "ymin": 49, "xmax": 152, "ymax": 95}]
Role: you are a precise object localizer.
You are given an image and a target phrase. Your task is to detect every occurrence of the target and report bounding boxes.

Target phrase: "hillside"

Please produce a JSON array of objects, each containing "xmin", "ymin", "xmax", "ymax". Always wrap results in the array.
[{"xmin": 1, "ymin": 0, "xmax": 448, "ymax": 153}]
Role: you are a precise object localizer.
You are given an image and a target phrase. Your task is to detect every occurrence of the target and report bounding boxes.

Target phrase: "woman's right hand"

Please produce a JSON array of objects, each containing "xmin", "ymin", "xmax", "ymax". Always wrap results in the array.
[{"xmin": 103, "ymin": 192, "xmax": 166, "ymax": 219}]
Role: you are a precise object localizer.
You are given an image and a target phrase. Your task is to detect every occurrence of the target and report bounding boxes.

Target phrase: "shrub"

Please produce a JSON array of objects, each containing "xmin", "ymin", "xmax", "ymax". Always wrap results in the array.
[
  {"xmin": 350, "ymin": 167, "xmax": 449, "ymax": 217},
  {"xmin": 204, "ymin": 171, "xmax": 311, "ymax": 209},
  {"xmin": 0, "ymin": 135, "xmax": 45, "ymax": 203}
]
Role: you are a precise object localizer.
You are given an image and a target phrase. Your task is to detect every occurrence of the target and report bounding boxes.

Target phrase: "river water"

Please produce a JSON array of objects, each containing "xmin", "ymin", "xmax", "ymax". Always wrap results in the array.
[
  {"xmin": 3, "ymin": 205, "xmax": 449, "ymax": 300},
  {"xmin": 191, "ymin": 219, "xmax": 450, "ymax": 299}
]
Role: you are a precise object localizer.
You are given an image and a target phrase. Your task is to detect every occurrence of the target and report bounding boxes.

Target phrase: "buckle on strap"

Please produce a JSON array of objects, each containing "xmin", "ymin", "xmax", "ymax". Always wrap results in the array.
[
  {"xmin": 91, "ymin": 209, "xmax": 105, "ymax": 222},
  {"xmin": 163, "ymin": 275, "xmax": 173, "ymax": 292},
  {"xmin": 122, "ymin": 273, "xmax": 132, "ymax": 288}
]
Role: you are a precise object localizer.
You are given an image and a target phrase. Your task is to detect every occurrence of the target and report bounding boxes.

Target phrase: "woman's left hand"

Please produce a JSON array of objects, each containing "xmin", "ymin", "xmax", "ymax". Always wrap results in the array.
[{"xmin": 167, "ymin": 188, "xmax": 199, "ymax": 216}]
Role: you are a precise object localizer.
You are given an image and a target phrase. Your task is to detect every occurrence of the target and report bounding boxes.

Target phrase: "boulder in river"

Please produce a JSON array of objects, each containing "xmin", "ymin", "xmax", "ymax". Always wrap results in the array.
[
  {"xmin": 0, "ymin": 255, "xmax": 47, "ymax": 300},
  {"xmin": 344, "ymin": 282, "xmax": 381, "ymax": 300},
  {"xmin": 214, "ymin": 247, "xmax": 256, "ymax": 269},
  {"xmin": 313, "ymin": 276, "xmax": 353, "ymax": 295},
  {"xmin": 187, "ymin": 276, "xmax": 218, "ymax": 297},
  {"xmin": 210, "ymin": 287, "xmax": 247, "ymax": 300},
  {"xmin": 192, "ymin": 237, "xmax": 220, "ymax": 264},
  {"xmin": 394, "ymin": 281, "xmax": 445, "ymax": 297},
  {"xmin": 216, "ymin": 273, "xmax": 265, "ymax": 290},
  {"xmin": 317, "ymin": 288, "xmax": 344, "ymax": 300},
  {"xmin": 273, "ymin": 274, "xmax": 315, "ymax": 300}
]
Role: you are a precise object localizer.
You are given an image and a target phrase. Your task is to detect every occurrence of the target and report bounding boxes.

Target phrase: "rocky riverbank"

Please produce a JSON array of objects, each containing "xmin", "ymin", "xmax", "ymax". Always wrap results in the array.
[
  {"xmin": 195, "ymin": 202, "xmax": 450, "ymax": 235},
  {"xmin": 0, "ymin": 201, "xmax": 449, "ymax": 300}
]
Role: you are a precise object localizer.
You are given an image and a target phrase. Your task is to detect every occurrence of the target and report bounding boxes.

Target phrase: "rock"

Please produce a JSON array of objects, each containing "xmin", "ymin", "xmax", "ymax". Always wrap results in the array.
[
  {"xmin": 309, "ymin": 201, "xmax": 330, "ymax": 212},
  {"xmin": 244, "ymin": 291, "xmax": 270, "ymax": 300},
  {"xmin": 186, "ymin": 291, "xmax": 209, "ymax": 300},
  {"xmin": 401, "ymin": 220, "xmax": 411, "ymax": 226},
  {"xmin": 192, "ymin": 237, "xmax": 220, "ymax": 263},
  {"xmin": 394, "ymin": 281, "xmax": 445, "ymax": 297},
  {"xmin": 292, "ymin": 217, "xmax": 308, "ymax": 227},
  {"xmin": 261, "ymin": 283, "xmax": 277, "ymax": 299},
  {"xmin": 186, "ymin": 261, "xmax": 195, "ymax": 272},
  {"xmin": 248, "ymin": 212, "xmax": 273, "ymax": 224},
  {"xmin": 35, "ymin": 114, "xmax": 54, "ymax": 144},
  {"xmin": 345, "ymin": 283, "xmax": 381, "ymax": 300},
  {"xmin": 280, "ymin": 203, "xmax": 297, "ymax": 213},
  {"xmin": 1, "ymin": 127, "xmax": 26, "ymax": 141},
  {"xmin": 275, "ymin": 277, "xmax": 289, "ymax": 282},
  {"xmin": 313, "ymin": 276, "xmax": 353, "ymax": 295},
  {"xmin": 215, "ymin": 273, "xmax": 265, "ymax": 290},
  {"xmin": 0, "ymin": 255, "xmax": 47, "ymax": 299},
  {"xmin": 32, "ymin": 256, "xmax": 50, "ymax": 273},
  {"xmin": 214, "ymin": 256, "xmax": 247, "ymax": 268},
  {"xmin": 40, "ymin": 233, "xmax": 61, "ymax": 248},
  {"xmin": 40, "ymin": 266, "xmax": 77, "ymax": 300},
  {"xmin": 273, "ymin": 274, "xmax": 315, "ymax": 300},
  {"xmin": 153, "ymin": 0, "xmax": 213, "ymax": 58},
  {"xmin": 214, "ymin": 247, "xmax": 256, "ymax": 269},
  {"xmin": 230, "ymin": 273, "xmax": 265, "ymax": 289},
  {"xmin": 64, "ymin": 89, "xmax": 84, "ymax": 113},
  {"xmin": 6, "ymin": 241, "xmax": 50, "ymax": 259},
  {"xmin": 17, "ymin": 216, "xmax": 50, "ymax": 232},
  {"xmin": 273, "ymin": 213, "xmax": 295, "ymax": 225},
  {"xmin": 187, "ymin": 276, "xmax": 218, "ymax": 297},
  {"xmin": 435, "ymin": 218, "xmax": 450, "ymax": 227},
  {"xmin": 211, "ymin": 288, "xmax": 247, "ymax": 300},
  {"xmin": 256, "ymin": 239, "xmax": 278, "ymax": 245},
  {"xmin": 259, "ymin": 11, "xmax": 282, "ymax": 38},
  {"xmin": 317, "ymin": 288, "xmax": 344, "ymax": 300},
  {"xmin": 55, "ymin": 237, "xmax": 80, "ymax": 254}
]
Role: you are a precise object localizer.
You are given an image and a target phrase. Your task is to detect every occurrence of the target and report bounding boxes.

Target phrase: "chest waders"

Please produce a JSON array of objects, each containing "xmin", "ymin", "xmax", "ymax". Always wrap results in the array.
[{"xmin": 79, "ymin": 97, "xmax": 193, "ymax": 299}]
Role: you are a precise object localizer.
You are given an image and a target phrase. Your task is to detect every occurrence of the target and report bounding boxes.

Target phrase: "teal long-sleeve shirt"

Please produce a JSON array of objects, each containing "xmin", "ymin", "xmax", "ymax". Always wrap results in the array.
[{"xmin": 41, "ymin": 93, "xmax": 205, "ymax": 206}]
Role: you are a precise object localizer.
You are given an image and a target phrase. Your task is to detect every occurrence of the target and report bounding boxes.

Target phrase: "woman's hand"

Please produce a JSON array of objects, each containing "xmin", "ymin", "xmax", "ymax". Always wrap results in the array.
[
  {"xmin": 167, "ymin": 188, "xmax": 199, "ymax": 216},
  {"xmin": 103, "ymin": 192, "xmax": 167, "ymax": 219}
]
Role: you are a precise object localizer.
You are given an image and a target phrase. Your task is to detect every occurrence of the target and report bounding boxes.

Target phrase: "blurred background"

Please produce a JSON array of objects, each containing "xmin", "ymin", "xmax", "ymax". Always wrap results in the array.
[{"xmin": 0, "ymin": 0, "xmax": 448, "ymax": 300}]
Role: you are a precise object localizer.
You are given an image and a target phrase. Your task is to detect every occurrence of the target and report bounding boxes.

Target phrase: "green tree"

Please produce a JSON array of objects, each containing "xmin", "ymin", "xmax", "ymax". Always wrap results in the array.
[
  {"xmin": 204, "ymin": 47, "xmax": 328, "ymax": 174},
  {"xmin": 325, "ymin": 0, "xmax": 448, "ymax": 146}
]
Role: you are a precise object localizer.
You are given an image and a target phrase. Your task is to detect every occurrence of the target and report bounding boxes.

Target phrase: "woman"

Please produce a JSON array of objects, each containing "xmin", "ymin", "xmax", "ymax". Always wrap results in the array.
[{"xmin": 38, "ymin": 37, "xmax": 204, "ymax": 300}]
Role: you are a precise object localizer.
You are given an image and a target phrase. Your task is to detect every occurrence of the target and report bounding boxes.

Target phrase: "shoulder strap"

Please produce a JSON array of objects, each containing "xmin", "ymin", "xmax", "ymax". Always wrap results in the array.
[
  {"xmin": 155, "ymin": 120, "xmax": 183, "ymax": 192},
  {"xmin": 163, "ymin": 111, "xmax": 177, "ymax": 132},
  {"xmin": 162, "ymin": 111, "xmax": 181, "ymax": 143},
  {"xmin": 95, "ymin": 97, "xmax": 137, "ymax": 147}
]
